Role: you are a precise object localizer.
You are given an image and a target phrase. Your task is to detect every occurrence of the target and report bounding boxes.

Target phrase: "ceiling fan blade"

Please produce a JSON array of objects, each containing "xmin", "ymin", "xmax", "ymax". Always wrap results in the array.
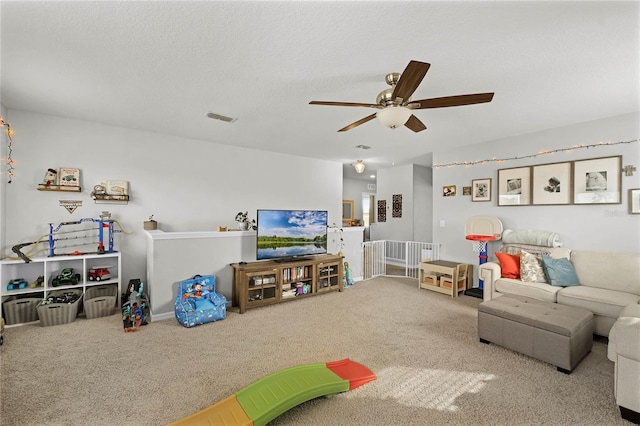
[
  {"xmin": 309, "ymin": 101, "xmax": 380, "ymax": 108},
  {"xmin": 391, "ymin": 60, "xmax": 431, "ymax": 103},
  {"xmin": 337, "ymin": 113, "xmax": 377, "ymax": 132},
  {"xmin": 408, "ymin": 92, "xmax": 494, "ymax": 109},
  {"xmin": 404, "ymin": 115, "xmax": 427, "ymax": 133}
]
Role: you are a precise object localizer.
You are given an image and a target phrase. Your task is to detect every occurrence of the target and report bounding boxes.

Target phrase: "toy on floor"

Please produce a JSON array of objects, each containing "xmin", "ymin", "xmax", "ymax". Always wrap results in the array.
[
  {"xmin": 170, "ymin": 358, "xmax": 376, "ymax": 426},
  {"xmin": 344, "ymin": 262, "xmax": 354, "ymax": 286},
  {"xmin": 175, "ymin": 274, "xmax": 226, "ymax": 328},
  {"xmin": 122, "ymin": 278, "xmax": 149, "ymax": 332}
]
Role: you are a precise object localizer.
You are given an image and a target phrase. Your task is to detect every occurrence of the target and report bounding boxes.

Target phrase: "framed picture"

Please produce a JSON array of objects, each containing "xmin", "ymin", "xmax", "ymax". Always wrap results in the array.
[
  {"xmin": 462, "ymin": 186, "xmax": 472, "ymax": 196},
  {"xmin": 498, "ymin": 166, "xmax": 531, "ymax": 206},
  {"xmin": 472, "ymin": 178, "xmax": 491, "ymax": 202},
  {"xmin": 58, "ymin": 168, "xmax": 80, "ymax": 187},
  {"xmin": 443, "ymin": 185, "xmax": 456, "ymax": 197},
  {"xmin": 532, "ymin": 161, "xmax": 572, "ymax": 205},
  {"xmin": 573, "ymin": 156, "xmax": 622, "ymax": 204},
  {"xmin": 629, "ymin": 188, "xmax": 640, "ymax": 214}
]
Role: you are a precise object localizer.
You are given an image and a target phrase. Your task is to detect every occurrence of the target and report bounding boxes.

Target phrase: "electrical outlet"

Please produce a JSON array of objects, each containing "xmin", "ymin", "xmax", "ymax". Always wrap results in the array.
[{"xmin": 440, "ymin": 220, "xmax": 446, "ymax": 227}]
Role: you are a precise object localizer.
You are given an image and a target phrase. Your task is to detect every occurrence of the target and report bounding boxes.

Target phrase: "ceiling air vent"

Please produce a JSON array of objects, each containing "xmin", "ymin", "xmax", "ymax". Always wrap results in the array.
[{"xmin": 207, "ymin": 112, "xmax": 237, "ymax": 123}]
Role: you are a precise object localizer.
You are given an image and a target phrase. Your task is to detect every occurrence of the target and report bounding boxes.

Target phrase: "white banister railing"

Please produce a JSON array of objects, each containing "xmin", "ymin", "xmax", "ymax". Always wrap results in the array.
[{"xmin": 363, "ymin": 240, "xmax": 440, "ymax": 280}]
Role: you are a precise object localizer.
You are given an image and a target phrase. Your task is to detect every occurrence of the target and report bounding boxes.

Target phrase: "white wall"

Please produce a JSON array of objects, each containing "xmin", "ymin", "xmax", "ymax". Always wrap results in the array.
[
  {"xmin": 4, "ymin": 109, "xmax": 637, "ymax": 295},
  {"xmin": 413, "ymin": 164, "xmax": 432, "ymax": 243},
  {"xmin": 0, "ymin": 104, "xmax": 7, "ymax": 254},
  {"xmin": 372, "ymin": 163, "xmax": 433, "ymax": 243},
  {"xmin": 2, "ymin": 109, "xmax": 343, "ymax": 288},
  {"xmin": 342, "ymin": 177, "xmax": 372, "ymax": 223},
  {"xmin": 433, "ymin": 112, "xmax": 640, "ymax": 286}
]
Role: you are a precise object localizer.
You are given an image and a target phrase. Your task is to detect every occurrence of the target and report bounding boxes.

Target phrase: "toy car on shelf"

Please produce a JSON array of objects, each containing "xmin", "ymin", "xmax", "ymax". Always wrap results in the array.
[
  {"xmin": 51, "ymin": 268, "xmax": 81, "ymax": 287},
  {"xmin": 7, "ymin": 278, "xmax": 28, "ymax": 290},
  {"xmin": 88, "ymin": 266, "xmax": 112, "ymax": 281},
  {"xmin": 30, "ymin": 275, "xmax": 44, "ymax": 288}
]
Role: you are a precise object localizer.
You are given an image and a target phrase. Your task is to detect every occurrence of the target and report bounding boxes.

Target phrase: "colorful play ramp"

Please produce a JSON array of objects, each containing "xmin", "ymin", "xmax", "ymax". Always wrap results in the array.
[{"xmin": 171, "ymin": 358, "xmax": 376, "ymax": 426}]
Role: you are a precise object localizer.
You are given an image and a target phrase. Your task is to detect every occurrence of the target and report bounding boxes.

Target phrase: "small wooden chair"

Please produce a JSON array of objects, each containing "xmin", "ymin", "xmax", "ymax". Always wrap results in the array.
[{"xmin": 440, "ymin": 264, "xmax": 469, "ymax": 294}]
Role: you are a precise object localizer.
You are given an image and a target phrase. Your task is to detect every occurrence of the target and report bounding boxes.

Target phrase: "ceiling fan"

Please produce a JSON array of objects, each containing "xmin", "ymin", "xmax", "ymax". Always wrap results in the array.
[{"xmin": 309, "ymin": 60, "xmax": 494, "ymax": 133}]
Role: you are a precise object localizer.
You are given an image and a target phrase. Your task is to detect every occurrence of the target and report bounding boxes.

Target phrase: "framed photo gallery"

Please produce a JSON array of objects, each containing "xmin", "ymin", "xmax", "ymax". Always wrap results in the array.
[{"xmin": 497, "ymin": 155, "xmax": 622, "ymax": 206}]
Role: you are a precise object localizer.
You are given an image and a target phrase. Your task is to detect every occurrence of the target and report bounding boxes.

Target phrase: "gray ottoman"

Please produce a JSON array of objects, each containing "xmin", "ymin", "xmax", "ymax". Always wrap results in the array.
[{"xmin": 478, "ymin": 295, "xmax": 593, "ymax": 373}]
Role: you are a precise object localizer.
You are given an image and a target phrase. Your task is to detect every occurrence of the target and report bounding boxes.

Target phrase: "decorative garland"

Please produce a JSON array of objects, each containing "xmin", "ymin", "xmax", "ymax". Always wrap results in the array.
[
  {"xmin": 0, "ymin": 115, "xmax": 16, "ymax": 183},
  {"xmin": 432, "ymin": 139, "xmax": 639, "ymax": 169}
]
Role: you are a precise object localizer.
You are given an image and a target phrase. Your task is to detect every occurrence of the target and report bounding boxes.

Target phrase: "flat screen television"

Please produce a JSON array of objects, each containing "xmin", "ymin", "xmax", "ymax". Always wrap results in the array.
[{"xmin": 256, "ymin": 209, "xmax": 328, "ymax": 262}]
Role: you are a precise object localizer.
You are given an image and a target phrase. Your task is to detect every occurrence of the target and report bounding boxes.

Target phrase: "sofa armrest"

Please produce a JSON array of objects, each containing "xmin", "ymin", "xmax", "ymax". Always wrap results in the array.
[
  {"xmin": 479, "ymin": 261, "xmax": 502, "ymax": 301},
  {"xmin": 614, "ymin": 305, "xmax": 640, "ymax": 363},
  {"xmin": 175, "ymin": 296, "xmax": 195, "ymax": 312}
]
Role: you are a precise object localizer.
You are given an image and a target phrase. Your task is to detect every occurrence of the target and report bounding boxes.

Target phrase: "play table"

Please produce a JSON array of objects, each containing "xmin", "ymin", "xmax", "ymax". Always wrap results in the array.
[{"xmin": 419, "ymin": 260, "xmax": 473, "ymax": 298}]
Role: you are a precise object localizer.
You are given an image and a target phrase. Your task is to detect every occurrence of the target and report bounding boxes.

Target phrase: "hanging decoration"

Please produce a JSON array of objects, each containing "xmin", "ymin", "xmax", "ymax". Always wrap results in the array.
[
  {"xmin": 392, "ymin": 194, "xmax": 403, "ymax": 218},
  {"xmin": 0, "ymin": 115, "xmax": 17, "ymax": 183},
  {"xmin": 433, "ymin": 139, "xmax": 638, "ymax": 169},
  {"xmin": 59, "ymin": 199, "xmax": 83, "ymax": 214},
  {"xmin": 377, "ymin": 200, "xmax": 387, "ymax": 222}
]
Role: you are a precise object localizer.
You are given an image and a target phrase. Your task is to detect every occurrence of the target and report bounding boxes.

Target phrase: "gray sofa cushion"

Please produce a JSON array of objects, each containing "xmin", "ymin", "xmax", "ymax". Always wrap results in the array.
[
  {"xmin": 557, "ymin": 286, "xmax": 640, "ymax": 319},
  {"xmin": 571, "ymin": 251, "xmax": 640, "ymax": 296},
  {"xmin": 495, "ymin": 277, "xmax": 561, "ymax": 303}
]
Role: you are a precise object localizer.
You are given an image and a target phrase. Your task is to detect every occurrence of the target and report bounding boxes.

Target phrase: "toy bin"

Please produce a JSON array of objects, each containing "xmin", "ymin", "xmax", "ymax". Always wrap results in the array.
[
  {"xmin": 37, "ymin": 289, "xmax": 83, "ymax": 327},
  {"xmin": 2, "ymin": 297, "xmax": 41, "ymax": 325},
  {"xmin": 85, "ymin": 284, "xmax": 118, "ymax": 300},
  {"xmin": 84, "ymin": 284, "xmax": 118, "ymax": 319}
]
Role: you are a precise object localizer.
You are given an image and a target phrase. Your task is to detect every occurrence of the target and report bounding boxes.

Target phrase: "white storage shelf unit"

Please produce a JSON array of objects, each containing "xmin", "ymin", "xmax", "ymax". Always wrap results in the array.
[{"xmin": 0, "ymin": 252, "xmax": 121, "ymax": 326}]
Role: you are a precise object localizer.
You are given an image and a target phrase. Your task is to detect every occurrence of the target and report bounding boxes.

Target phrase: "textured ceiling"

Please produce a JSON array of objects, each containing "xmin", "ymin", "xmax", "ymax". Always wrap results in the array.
[{"xmin": 1, "ymin": 1, "xmax": 638, "ymax": 180}]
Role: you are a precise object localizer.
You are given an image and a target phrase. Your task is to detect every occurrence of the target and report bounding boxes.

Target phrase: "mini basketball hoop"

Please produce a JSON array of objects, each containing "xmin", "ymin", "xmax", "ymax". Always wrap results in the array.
[
  {"xmin": 464, "ymin": 217, "xmax": 504, "ymax": 297},
  {"xmin": 466, "ymin": 234, "xmax": 496, "ymax": 253},
  {"xmin": 471, "ymin": 240, "xmax": 487, "ymax": 253}
]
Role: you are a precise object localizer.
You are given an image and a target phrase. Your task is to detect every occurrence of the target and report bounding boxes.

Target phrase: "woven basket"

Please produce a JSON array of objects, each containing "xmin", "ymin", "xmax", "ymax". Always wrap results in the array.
[
  {"xmin": 2, "ymin": 297, "xmax": 40, "ymax": 325},
  {"xmin": 37, "ymin": 289, "xmax": 83, "ymax": 327},
  {"xmin": 85, "ymin": 284, "xmax": 117, "ymax": 300},
  {"xmin": 84, "ymin": 295, "xmax": 117, "ymax": 319},
  {"xmin": 84, "ymin": 284, "xmax": 117, "ymax": 319}
]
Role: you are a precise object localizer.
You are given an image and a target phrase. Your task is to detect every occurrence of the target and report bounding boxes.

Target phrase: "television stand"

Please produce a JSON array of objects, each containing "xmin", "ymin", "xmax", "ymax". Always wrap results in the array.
[{"xmin": 231, "ymin": 254, "xmax": 344, "ymax": 313}]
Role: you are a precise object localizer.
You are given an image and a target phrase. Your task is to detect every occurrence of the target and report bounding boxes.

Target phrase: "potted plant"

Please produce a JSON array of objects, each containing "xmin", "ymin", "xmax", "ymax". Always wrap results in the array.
[
  {"xmin": 235, "ymin": 211, "xmax": 256, "ymax": 231},
  {"xmin": 143, "ymin": 215, "xmax": 157, "ymax": 230}
]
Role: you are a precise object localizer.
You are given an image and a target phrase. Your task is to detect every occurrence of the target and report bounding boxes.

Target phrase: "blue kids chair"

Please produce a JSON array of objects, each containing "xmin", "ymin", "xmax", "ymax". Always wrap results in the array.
[{"xmin": 175, "ymin": 275, "xmax": 226, "ymax": 327}]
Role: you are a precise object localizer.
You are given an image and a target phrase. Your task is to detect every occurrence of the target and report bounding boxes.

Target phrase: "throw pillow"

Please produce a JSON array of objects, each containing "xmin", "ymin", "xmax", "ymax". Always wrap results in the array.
[
  {"xmin": 495, "ymin": 252, "xmax": 521, "ymax": 279},
  {"xmin": 520, "ymin": 250, "xmax": 547, "ymax": 283},
  {"xmin": 541, "ymin": 255, "xmax": 580, "ymax": 287}
]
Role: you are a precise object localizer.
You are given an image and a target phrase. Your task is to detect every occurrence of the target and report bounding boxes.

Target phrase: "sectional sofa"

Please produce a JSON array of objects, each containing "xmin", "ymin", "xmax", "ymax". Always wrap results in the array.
[
  {"xmin": 478, "ymin": 243, "xmax": 640, "ymax": 422},
  {"xmin": 478, "ymin": 244, "xmax": 639, "ymax": 337}
]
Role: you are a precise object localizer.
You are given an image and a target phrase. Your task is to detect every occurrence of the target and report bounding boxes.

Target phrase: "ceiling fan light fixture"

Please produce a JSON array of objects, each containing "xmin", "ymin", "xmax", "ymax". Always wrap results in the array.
[
  {"xmin": 376, "ymin": 106, "xmax": 412, "ymax": 129},
  {"xmin": 354, "ymin": 160, "xmax": 366, "ymax": 174}
]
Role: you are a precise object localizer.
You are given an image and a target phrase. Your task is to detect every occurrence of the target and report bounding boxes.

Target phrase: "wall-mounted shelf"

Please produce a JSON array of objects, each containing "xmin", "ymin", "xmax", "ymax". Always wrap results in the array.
[
  {"xmin": 37, "ymin": 185, "xmax": 81, "ymax": 192},
  {"xmin": 92, "ymin": 194, "xmax": 130, "ymax": 204}
]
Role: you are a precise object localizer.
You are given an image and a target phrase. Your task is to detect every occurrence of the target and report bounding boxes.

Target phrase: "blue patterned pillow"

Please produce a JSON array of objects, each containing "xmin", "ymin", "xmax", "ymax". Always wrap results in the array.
[{"xmin": 541, "ymin": 255, "xmax": 580, "ymax": 287}]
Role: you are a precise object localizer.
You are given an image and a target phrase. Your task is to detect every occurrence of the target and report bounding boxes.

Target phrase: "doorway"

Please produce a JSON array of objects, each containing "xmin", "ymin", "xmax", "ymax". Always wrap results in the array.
[{"xmin": 362, "ymin": 192, "xmax": 375, "ymax": 241}]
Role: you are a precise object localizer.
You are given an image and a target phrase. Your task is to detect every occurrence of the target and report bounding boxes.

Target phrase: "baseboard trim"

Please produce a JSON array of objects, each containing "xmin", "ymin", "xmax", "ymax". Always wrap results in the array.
[
  {"xmin": 150, "ymin": 312, "xmax": 174, "ymax": 322},
  {"xmin": 620, "ymin": 406, "xmax": 640, "ymax": 424}
]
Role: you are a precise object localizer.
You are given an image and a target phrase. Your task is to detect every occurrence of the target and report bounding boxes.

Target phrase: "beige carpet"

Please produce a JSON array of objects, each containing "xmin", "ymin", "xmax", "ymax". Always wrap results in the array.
[{"xmin": 0, "ymin": 276, "xmax": 626, "ymax": 426}]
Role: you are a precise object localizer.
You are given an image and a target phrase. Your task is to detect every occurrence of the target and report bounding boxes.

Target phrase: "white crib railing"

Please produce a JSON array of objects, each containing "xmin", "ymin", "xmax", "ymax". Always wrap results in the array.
[{"xmin": 363, "ymin": 240, "xmax": 440, "ymax": 280}]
